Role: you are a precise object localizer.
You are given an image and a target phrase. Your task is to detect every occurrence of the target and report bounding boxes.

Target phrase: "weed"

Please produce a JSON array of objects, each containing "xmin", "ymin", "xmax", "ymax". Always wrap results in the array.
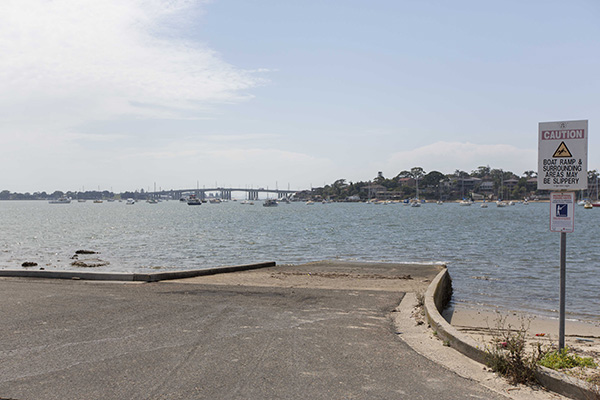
[
  {"xmin": 484, "ymin": 314, "xmax": 547, "ymax": 385},
  {"xmin": 539, "ymin": 347, "xmax": 597, "ymax": 370},
  {"xmin": 415, "ymin": 292, "xmax": 425, "ymax": 308}
]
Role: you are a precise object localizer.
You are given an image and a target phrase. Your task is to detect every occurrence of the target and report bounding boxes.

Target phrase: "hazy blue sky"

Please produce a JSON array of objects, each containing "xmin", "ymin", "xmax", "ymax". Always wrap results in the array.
[{"xmin": 2, "ymin": 0, "xmax": 598, "ymax": 192}]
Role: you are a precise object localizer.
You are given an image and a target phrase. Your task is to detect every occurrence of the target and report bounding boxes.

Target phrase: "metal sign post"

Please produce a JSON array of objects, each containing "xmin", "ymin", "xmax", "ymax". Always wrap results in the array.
[
  {"xmin": 539, "ymin": 120, "xmax": 588, "ymax": 351},
  {"xmin": 559, "ymin": 232, "xmax": 566, "ymax": 350},
  {"xmin": 550, "ymin": 191, "xmax": 575, "ymax": 350}
]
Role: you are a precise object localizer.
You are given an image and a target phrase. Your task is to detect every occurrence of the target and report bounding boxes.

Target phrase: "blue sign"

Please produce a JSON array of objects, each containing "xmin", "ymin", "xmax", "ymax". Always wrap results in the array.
[{"xmin": 556, "ymin": 204, "xmax": 568, "ymax": 217}]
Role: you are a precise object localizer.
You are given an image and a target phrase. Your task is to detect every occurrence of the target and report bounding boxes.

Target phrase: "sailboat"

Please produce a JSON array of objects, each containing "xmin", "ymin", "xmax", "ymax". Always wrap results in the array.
[
  {"xmin": 411, "ymin": 177, "xmax": 421, "ymax": 207},
  {"xmin": 496, "ymin": 173, "xmax": 507, "ymax": 207}
]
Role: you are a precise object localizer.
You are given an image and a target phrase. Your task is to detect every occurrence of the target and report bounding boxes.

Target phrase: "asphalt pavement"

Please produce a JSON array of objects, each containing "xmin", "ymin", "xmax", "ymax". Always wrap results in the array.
[{"xmin": 0, "ymin": 262, "xmax": 509, "ymax": 399}]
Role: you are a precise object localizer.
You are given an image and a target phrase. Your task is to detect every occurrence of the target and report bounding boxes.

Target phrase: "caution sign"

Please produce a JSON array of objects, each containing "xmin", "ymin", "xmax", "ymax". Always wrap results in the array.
[
  {"xmin": 553, "ymin": 142, "xmax": 572, "ymax": 157},
  {"xmin": 538, "ymin": 120, "xmax": 588, "ymax": 190}
]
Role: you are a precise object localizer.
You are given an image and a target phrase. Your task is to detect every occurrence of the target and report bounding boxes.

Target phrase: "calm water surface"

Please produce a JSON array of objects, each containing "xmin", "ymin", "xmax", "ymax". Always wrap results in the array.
[{"xmin": 1, "ymin": 200, "xmax": 599, "ymax": 322}]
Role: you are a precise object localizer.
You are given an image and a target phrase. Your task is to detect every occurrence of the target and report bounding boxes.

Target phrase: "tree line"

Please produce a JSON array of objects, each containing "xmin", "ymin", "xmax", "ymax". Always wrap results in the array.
[
  {"xmin": 0, "ymin": 189, "xmax": 150, "ymax": 201},
  {"xmin": 296, "ymin": 166, "xmax": 600, "ymax": 202}
]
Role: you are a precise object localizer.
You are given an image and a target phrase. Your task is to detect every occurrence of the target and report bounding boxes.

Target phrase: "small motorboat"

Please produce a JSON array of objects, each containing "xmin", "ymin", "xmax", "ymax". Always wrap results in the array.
[{"xmin": 263, "ymin": 199, "xmax": 278, "ymax": 207}]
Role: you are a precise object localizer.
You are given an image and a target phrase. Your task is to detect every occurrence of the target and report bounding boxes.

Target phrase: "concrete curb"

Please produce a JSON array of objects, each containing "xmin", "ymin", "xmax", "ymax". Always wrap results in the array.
[
  {"xmin": 0, "ymin": 262, "xmax": 276, "ymax": 282},
  {"xmin": 424, "ymin": 268, "xmax": 596, "ymax": 400}
]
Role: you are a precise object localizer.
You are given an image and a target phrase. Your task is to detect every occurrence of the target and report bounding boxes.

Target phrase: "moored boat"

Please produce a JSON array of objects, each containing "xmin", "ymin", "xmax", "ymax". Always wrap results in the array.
[
  {"xmin": 49, "ymin": 196, "xmax": 71, "ymax": 204},
  {"xmin": 263, "ymin": 199, "xmax": 278, "ymax": 207}
]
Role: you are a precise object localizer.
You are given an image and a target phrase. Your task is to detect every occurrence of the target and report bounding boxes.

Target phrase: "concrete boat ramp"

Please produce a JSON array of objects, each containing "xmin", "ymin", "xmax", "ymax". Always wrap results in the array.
[{"xmin": 0, "ymin": 261, "xmax": 550, "ymax": 400}]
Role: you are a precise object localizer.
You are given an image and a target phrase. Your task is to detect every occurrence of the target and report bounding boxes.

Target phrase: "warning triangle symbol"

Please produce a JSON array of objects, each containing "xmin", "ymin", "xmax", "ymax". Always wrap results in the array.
[{"xmin": 553, "ymin": 141, "xmax": 572, "ymax": 157}]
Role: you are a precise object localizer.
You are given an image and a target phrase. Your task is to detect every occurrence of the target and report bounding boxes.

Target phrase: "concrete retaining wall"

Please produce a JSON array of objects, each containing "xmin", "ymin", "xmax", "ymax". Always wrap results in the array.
[
  {"xmin": 0, "ymin": 262, "xmax": 276, "ymax": 282},
  {"xmin": 424, "ymin": 268, "xmax": 596, "ymax": 400}
]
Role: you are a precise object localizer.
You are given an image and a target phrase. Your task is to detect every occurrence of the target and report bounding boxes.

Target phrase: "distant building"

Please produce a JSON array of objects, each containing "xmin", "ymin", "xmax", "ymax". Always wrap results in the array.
[
  {"xmin": 504, "ymin": 179, "xmax": 519, "ymax": 192},
  {"xmin": 479, "ymin": 181, "xmax": 495, "ymax": 194},
  {"xmin": 398, "ymin": 178, "xmax": 415, "ymax": 187}
]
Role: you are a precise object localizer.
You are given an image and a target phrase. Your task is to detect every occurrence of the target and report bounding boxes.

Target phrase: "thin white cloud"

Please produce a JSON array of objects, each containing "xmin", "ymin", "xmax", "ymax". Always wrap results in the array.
[
  {"xmin": 0, "ymin": 0, "xmax": 262, "ymax": 131},
  {"xmin": 204, "ymin": 133, "xmax": 282, "ymax": 142},
  {"xmin": 387, "ymin": 141, "xmax": 537, "ymax": 175},
  {"xmin": 0, "ymin": 0, "xmax": 271, "ymax": 192}
]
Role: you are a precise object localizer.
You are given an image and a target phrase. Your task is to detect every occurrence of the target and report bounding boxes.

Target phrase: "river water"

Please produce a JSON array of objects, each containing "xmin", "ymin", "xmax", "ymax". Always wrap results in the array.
[{"xmin": 1, "ymin": 200, "xmax": 599, "ymax": 322}]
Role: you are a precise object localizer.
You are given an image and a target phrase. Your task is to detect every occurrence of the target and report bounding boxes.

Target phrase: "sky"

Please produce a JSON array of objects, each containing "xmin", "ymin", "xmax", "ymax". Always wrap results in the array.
[{"xmin": 1, "ymin": 0, "xmax": 599, "ymax": 193}]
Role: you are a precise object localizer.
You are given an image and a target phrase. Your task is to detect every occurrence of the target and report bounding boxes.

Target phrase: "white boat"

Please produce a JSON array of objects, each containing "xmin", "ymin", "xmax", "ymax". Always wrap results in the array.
[
  {"xmin": 459, "ymin": 199, "xmax": 472, "ymax": 206},
  {"xmin": 480, "ymin": 201, "xmax": 488, "ymax": 208},
  {"xmin": 126, "ymin": 198, "xmax": 135, "ymax": 205},
  {"xmin": 209, "ymin": 198, "xmax": 221, "ymax": 204},
  {"xmin": 187, "ymin": 195, "xmax": 202, "ymax": 206},
  {"xmin": 49, "ymin": 196, "xmax": 71, "ymax": 204},
  {"xmin": 410, "ymin": 198, "xmax": 421, "ymax": 207},
  {"xmin": 496, "ymin": 201, "xmax": 507, "ymax": 207}
]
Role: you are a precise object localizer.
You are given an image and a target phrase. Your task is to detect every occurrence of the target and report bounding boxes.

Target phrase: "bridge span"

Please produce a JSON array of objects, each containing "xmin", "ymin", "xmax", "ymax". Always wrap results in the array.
[{"xmin": 148, "ymin": 188, "xmax": 302, "ymax": 201}]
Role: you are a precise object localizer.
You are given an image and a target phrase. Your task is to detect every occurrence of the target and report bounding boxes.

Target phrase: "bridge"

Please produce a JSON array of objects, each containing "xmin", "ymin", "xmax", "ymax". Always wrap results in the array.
[{"xmin": 147, "ymin": 187, "xmax": 301, "ymax": 201}]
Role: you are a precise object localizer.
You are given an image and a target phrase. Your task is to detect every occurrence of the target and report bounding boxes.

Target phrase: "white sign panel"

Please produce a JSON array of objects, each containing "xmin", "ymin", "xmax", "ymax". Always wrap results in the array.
[
  {"xmin": 550, "ymin": 192, "xmax": 575, "ymax": 233},
  {"xmin": 538, "ymin": 120, "xmax": 588, "ymax": 190}
]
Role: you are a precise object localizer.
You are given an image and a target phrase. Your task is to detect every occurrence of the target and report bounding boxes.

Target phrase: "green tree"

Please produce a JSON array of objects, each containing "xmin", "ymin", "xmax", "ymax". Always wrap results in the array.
[
  {"xmin": 454, "ymin": 169, "xmax": 469, "ymax": 179},
  {"xmin": 422, "ymin": 171, "xmax": 445, "ymax": 187},
  {"xmin": 471, "ymin": 165, "xmax": 491, "ymax": 178},
  {"xmin": 410, "ymin": 167, "xmax": 425, "ymax": 180}
]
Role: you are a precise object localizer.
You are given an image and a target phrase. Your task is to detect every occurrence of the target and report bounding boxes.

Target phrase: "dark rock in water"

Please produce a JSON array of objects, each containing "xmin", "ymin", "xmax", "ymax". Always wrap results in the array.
[
  {"xmin": 22, "ymin": 262, "xmax": 38, "ymax": 267},
  {"xmin": 71, "ymin": 258, "xmax": 109, "ymax": 268},
  {"xmin": 75, "ymin": 250, "xmax": 97, "ymax": 255}
]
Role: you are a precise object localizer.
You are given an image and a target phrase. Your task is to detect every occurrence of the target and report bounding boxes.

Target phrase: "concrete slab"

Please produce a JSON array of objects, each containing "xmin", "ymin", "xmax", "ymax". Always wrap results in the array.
[{"xmin": 0, "ymin": 262, "xmax": 508, "ymax": 400}]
